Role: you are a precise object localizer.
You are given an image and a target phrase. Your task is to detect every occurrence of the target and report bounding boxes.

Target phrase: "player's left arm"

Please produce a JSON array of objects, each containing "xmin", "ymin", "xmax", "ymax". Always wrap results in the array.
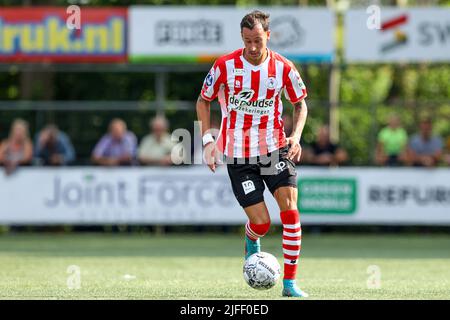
[{"xmin": 286, "ymin": 99, "xmax": 308, "ymax": 162}]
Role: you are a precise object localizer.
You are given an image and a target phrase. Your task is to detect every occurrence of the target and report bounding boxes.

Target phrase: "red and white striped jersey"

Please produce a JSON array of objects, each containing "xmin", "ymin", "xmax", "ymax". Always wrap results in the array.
[{"xmin": 200, "ymin": 48, "xmax": 307, "ymax": 158}]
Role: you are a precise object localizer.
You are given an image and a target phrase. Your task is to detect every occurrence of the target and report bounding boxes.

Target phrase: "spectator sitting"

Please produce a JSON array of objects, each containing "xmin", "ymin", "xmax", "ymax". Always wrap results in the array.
[
  {"xmin": 404, "ymin": 118, "xmax": 443, "ymax": 167},
  {"xmin": 375, "ymin": 114, "xmax": 408, "ymax": 166},
  {"xmin": 303, "ymin": 125, "xmax": 348, "ymax": 166},
  {"xmin": 0, "ymin": 119, "xmax": 33, "ymax": 175},
  {"xmin": 138, "ymin": 116, "xmax": 176, "ymax": 166},
  {"xmin": 92, "ymin": 118, "xmax": 137, "ymax": 166},
  {"xmin": 34, "ymin": 124, "xmax": 75, "ymax": 166}
]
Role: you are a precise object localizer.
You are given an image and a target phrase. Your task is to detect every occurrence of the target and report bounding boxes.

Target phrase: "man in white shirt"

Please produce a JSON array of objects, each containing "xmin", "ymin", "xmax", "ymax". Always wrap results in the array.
[{"xmin": 138, "ymin": 116, "xmax": 175, "ymax": 166}]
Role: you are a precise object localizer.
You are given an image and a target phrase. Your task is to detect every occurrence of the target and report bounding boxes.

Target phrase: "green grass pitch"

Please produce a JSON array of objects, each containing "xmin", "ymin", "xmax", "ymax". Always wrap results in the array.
[{"xmin": 0, "ymin": 232, "xmax": 449, "ymax": 299}]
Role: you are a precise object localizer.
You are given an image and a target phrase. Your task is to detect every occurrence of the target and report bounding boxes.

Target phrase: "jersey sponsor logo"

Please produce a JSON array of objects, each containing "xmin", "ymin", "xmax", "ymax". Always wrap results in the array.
[
  {"xmin": 236, "ymin": 89, "xmax": 254, "ymax": 102},
  {"xmin": 228, "ymin": 89, "xmax": 275, "ymax": 116},
  {"xmin": 242, "ymin": 180, "xmax": 256, "ymax": 195},
  {"xmin": 233, "ymin": 68, "xmax": 246, "ymax": 76}
]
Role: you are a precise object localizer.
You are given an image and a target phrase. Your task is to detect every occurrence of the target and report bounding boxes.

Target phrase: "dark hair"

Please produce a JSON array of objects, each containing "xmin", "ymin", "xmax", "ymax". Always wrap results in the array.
[{"xmin": 240, "ymin": 10, "xmax": 270, "ymax": 32}]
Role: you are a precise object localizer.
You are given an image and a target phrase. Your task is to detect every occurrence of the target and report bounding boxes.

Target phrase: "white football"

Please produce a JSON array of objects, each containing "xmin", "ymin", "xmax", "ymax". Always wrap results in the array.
[{"xmin": 243, "ymin": 252, "xmax": 281, "ymax": 290}]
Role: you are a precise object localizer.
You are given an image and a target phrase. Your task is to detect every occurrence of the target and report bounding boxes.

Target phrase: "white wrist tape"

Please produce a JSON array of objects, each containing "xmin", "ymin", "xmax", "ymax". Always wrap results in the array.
[{"xmin": 202, "ymin": 133, "xmax": 215, "ymax": 146}]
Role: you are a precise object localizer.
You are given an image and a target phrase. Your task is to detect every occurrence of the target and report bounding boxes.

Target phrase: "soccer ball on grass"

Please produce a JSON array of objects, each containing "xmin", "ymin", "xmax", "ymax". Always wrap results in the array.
[{"xmin": 243, "ymin": 252, "xmax": 281, "ymax": 290}]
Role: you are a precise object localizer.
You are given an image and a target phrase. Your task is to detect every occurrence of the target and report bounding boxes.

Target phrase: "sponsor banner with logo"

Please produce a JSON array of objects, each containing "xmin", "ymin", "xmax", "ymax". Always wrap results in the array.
[
  {"xmin": 345, "ymin": 8, "xmax": 450, "ymax": 62},
  {"xmin": 129, "ymin": 6, "xmax": 334, "ymax": 63},
  {"xmin": 0, "ymin": 7, "xmax": 127, "ymax": 63},
  {"xmin": 0, "ymin": 167, "xmax": 241, "ymax": 225},
  {"xmin": 1, "ymin": 167, "xmax": 450, "ymax": 225}
]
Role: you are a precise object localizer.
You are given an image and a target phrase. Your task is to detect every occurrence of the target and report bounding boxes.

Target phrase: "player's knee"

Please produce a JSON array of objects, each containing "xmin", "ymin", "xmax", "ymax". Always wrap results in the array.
[
  {"xmin": 275, "ymin": 187, "xmax": 298, "ymax": 211},
  {"xmin": 278, "ymin": 197, "xmax": 297, "ymax": 211}
]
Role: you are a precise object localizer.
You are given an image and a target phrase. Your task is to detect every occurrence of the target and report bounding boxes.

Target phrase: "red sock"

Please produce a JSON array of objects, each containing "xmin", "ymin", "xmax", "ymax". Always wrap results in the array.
[
  {"xmin": 280, "ymin": 209, "xmax": 301, "ymax": 280},
  {"xmin": 245, "ymin": 221, "xmax": 271, "ymax": 241}
]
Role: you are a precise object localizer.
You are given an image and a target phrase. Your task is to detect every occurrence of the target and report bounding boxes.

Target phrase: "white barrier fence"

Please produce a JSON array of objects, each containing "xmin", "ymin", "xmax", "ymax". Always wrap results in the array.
[{"xmin": 0, "ymin": 167, "xmax": 449, "ymax": 225}]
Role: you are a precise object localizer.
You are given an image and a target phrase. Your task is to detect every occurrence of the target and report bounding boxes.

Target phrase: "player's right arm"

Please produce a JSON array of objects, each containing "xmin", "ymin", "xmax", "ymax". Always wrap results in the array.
[
  {"xmin": 196, "ymin": 59, "xmax": 225, "ymax": 172},
  {"xmin": 196, "ymin": 95, "xmax": 216, "ymax": 172},
  {"xmin": 196, "ymin": 95, "xmax": 212, "ymax": 139}
]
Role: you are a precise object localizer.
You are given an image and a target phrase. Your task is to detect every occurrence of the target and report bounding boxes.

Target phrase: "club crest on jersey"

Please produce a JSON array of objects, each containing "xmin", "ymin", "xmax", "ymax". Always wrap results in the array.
[{"xmin": 266, "ymin": 77, "xmax": 277, "ymax": 90}]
